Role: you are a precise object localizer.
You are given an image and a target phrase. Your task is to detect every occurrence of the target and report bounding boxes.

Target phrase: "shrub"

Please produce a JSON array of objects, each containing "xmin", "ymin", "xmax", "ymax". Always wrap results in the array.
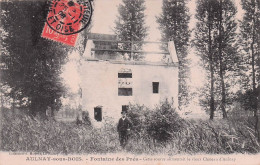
[
  {"xmin": 236, "ymin": 90, "xmax": 258, "ymax": 111},
  {"xmin": 127, "ymin": 104, "xmax": 149, "ymax": 138},
  {"xmin": 127, "ymin": 100, "xmax": 184, "ymax": 143},
  {"xmin": 146, "ymin": 100, "xmax": 185, "ymax": 143}
]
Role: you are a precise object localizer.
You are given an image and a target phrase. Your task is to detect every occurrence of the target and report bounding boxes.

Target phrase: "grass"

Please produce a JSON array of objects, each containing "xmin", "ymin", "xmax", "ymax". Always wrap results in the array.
[
  {"xmin": 1, "ymin": 107, "xmax": 260, "ymax": 155},
  {"xmin": 1, "ymin": 108, "xmax": 120, "ymax": 154},
  {"xmin": 125, "ymin": 119, "xmax": 260, "ymax": 155}
]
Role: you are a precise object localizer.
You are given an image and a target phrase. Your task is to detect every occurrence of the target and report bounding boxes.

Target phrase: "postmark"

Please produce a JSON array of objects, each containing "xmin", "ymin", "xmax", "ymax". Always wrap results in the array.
[{"xmin": 42, "ymin": 0, "xmax": 92, "ymax": 46}]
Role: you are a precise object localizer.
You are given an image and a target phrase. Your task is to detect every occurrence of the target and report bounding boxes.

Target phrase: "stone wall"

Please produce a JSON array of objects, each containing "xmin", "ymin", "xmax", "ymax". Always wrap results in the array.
[{"xmin": 80, "ymin": 60, "xmax": 178, "ymax": 125}]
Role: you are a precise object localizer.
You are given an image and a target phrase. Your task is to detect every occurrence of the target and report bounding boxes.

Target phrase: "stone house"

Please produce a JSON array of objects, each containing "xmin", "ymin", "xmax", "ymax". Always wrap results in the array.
[{"xmin": 80, "ymin": 34, "xmax": 179, "ymax": 125}]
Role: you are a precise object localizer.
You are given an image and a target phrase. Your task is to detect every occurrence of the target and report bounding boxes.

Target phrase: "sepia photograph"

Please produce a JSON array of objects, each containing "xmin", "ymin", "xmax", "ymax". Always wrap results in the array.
[{"xmin": 0, "ymin": 0, "xmax": 260, "ymax": 165}]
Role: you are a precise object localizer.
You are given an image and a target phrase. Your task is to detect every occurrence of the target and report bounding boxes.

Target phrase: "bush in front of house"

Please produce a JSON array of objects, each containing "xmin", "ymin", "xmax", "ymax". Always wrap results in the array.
[
  {"xmin": 146, "ymin": 100, "xmax": 185, "ymax": 143},
  {"xmin": 127, "ymin": 100, "xmax": 184, "ymax": 143},
  {"xmin": 127, "ymin": 103, "xmax": 150, "ymax": 139}
]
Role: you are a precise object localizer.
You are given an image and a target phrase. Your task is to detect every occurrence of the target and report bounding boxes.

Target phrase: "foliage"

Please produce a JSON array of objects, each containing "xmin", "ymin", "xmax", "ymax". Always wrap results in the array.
[
  {"xmin": 2, "ymin": 106, "xmax": 260, "ymax": 154},
  {"xmin": 215, "ymin": 0, "xmax": 238, "ymax": 118},
  {"xmin": 146, "ymin": 101, "xmax": 185, "ymax": 143},
  {"xmin": 239, "ymin": 0, "xmax": 260, "ymax": 115},
  {"xmin": 114, "ymin": 0, "xmax": 148, "ymax": 60},
  {"xmin": 236, "ymin": 90, "xmax": 258, "ymax": 111},
  {"xmin": 0, "ymin": 1, "xmax": 71, "ymax": 116},
  {"xmin": 128, "ymin": 101, "xmax": 186, "ymax": 143},
  {"xmin": 1, "ymin": 108, "xmax": 120, "ymax": 154},
  {"xmin": 127, "ymin": 108, "xmax": 260, "ymax": 154},
  {"xmin": 157, "ymin": 0, "xmax": 191, "ymax": 108},
  {"xmin": 194, "ymin": 0, "xmax": 219, "ymax": 119},
  {"xmin": 127, "ymin": 103, "xmax": 149, "ymax": 137},
  {"xmin": 194, "ymin": 0, "xmax": 239, "ymax": 119}
]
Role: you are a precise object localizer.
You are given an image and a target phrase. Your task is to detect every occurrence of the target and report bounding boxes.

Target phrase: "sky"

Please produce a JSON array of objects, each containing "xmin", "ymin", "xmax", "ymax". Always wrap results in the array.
[
  {"xmin": 91, "ymin": 0, "xmax": 162, "ymax": 40},
  {"xmin": 62, "ymin": 0, "xmax": 244, "ymax": 114},
  {"xmin": 90, "ymin": 0, "xmax": 243, "ymax": 39}
]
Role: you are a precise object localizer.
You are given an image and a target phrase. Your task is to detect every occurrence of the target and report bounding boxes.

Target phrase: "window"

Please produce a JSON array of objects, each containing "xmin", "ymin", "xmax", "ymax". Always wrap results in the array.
[
  {"xmin": 118, "ymin": 88, "xmax": 132, "ymax": 96},
  {"xmin": 94, "ymin": 107, "xmax": 102, "ymax": 121},
  {"xmin": 118, "ymin": 69, "xmax": 132, "ymax": 96},
  {"xmin": 153, "ymin": 82, "xmax": 159, "ymax": 93},
  {"xmin": 122, "ymin": 105, "xmax": 129, "ymax": 112},
  {"xmin": 118, "ymin": 73, "xmax": 132, "ymax": 78}
]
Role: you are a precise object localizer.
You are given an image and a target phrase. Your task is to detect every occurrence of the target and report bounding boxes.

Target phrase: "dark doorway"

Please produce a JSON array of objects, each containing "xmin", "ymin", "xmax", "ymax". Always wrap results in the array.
[
  {"xmin": 94, "ymin": 107, "xmax": 102, "ymax": 121},
  {"xmin": 153, "ymin": 82, "xmax": 159, "ymax": 93}
]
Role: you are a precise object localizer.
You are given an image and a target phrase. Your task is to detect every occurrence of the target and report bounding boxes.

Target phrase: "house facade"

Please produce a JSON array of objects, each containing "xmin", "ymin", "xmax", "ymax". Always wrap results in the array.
[{"xmin": 80, "ymin": 37, "xmax": 179, "ymax": 125}]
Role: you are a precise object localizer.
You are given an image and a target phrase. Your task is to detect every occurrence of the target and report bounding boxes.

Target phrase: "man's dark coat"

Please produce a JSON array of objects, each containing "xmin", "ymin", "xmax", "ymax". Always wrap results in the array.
[
  {"xmin": 117, "ymin": 117, "xmax": 132, "ymax": 132},
  {"xmin": 117, "ymin": 117, "xmax": 132, "ymax": 147}
]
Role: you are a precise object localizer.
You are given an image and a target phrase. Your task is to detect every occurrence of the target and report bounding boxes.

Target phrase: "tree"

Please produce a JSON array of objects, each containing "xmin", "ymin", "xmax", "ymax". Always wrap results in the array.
[
  {"xmin": 194, "ymin": 0, "xmax": 238, "ymax": 119},
  {"xmin": 157, "ymin": 0, "xmax": 191, "ymax": 109},
  {"xmin": 240, "ymin": 0, "xmax": 260, "ymax": 116},
  {"xmin": 114, "ymin": 0, "xmax": 148, "ymax": 60},
  {"xmin": 0, "ymin": 1, "xmax": 71, "ymax": 117},
  {"xmin": 240, "ymin": 0, "xmax": 260, "ymax": 140},
  {"xmin": 215, "ymin": 0, "xmax": 238, "ymax": 119},
  {"xmin": 194, "ymin": 0, "xmax": 219, "ymax": 119}
]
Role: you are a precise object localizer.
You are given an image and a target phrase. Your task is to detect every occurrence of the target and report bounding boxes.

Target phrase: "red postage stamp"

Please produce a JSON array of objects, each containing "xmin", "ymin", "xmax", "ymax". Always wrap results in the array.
[{"xmin": 42, "ymin": 0, "xmax": 92, "ymax": 46}]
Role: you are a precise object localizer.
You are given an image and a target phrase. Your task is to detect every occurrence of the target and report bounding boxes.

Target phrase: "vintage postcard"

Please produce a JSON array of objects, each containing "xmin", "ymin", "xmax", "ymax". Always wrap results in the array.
[{"xmin": 0, "ymin": 0, "xmax": 260, "ymax": 165}]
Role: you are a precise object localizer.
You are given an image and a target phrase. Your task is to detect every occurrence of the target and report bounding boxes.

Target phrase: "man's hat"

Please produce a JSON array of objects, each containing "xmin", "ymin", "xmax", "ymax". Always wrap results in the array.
[{"xmin": 121, "ymin": 109, "xmax": 127, "ymax": 114}]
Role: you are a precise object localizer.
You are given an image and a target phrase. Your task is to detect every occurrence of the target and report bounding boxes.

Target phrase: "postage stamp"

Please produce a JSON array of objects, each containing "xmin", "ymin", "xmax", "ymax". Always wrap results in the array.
[{"xmin": 42, "ymin": 0, "xmax": 92, "ymax": 46}]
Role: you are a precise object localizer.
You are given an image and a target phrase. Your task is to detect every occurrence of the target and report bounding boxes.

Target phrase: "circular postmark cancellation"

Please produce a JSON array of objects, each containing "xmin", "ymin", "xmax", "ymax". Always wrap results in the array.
[{"xmin": 46, "ymin": 0, "xmax": 92, "ymax": 35}]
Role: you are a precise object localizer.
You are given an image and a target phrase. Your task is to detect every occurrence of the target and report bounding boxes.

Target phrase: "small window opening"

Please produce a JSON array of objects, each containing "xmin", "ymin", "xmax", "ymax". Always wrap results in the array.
[
  {"xmin": 94, "ymin": 107, "xmax": 102, "ymax": 122},
  {"xmin": 153, "ymin": 82, "xmax": 159, "ymax": 93},
  {"xmin": 118, "ymin": 88, "xmax": 132, "ymax": 96},
  {"xmin": 118, "ymin": 73, "xmax": 132, "ymax": 78}
]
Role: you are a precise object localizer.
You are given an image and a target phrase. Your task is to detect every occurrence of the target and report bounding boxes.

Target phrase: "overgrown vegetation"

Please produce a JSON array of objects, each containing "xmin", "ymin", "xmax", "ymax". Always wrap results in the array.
[
  {"xmin": 1, "ymin": 102, "xmax": 260, "ymax": 154},
  {"xmin": 1, "ymin": 107, "xmax": 120, "ymax": 154},
  {"xmin": 127, "ymin": 101, "xmax": 185, "ymax": 143}
]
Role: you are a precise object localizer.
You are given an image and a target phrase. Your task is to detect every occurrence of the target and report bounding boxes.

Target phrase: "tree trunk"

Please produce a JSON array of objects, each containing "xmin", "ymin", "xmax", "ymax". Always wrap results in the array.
[
  {"xmin": 11, "ymin": 93, "xmax": 15, "ymax": 116},
  {"xmin": 218, "ymin": 0, "xmax": 228, "ymax": 119},
  {"xmin": 1, "ymin": 91, "xmax": 3, "ymax": 109},
  {"xmin": 209, "ymin": 28, "xmax": 215, "ymax": 120},
  {"xmin": 209, "ymin": 60, "xmax": 215, "ymax": 120},
  {"xmin": 252, "ymin": 17, "xmax": 257, "ymax": 118},
  {"xmin": 251, "ymin": 1, "xmax": 259, "ymax": 140},
  {"xmin": 208, "ymin": 4, "xmax": 215, "ymax": 120},
  {"xmin": 219, "ymin": 60, "xmax": 228, "ymax": 118}
]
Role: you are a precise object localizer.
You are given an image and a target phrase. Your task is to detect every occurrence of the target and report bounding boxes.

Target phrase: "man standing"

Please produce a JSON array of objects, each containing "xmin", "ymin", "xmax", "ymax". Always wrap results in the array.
[{"xmin": 117, "ymin": 110, "xmax": 132, "ymax": 148}]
